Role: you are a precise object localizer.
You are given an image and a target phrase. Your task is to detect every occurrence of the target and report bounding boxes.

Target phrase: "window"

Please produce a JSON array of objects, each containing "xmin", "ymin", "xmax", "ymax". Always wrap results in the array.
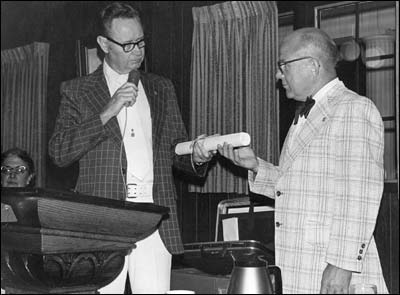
[{"xmin": 315, "ymin": 1, "xmax": 398, "ymax": 183}]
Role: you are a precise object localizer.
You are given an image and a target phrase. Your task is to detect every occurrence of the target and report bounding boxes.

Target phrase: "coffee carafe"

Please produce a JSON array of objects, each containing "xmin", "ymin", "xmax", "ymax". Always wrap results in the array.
[{"xmin": 227, "ymin": 255, "xmax": 282, "ymax": 294}]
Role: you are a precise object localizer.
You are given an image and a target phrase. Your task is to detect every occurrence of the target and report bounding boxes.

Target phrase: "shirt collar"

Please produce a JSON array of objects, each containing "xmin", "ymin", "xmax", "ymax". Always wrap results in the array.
[
  {"xmin": 312, "ymin": 77, "xmax": 339, "ymax": 103},
  {"xmin": 103, "ymin": 59, "xmax": 128, "ymax": 85}
]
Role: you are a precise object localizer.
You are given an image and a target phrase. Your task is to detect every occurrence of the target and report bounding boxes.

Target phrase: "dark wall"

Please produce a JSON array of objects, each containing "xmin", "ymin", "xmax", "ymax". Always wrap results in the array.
[
  {"xmin": 1, "ymin": 1, "xmax": 153, "ymax": 189},
  {"xmin": 0, "ymin": 0, "xmax": 300, "ymax": 190}
]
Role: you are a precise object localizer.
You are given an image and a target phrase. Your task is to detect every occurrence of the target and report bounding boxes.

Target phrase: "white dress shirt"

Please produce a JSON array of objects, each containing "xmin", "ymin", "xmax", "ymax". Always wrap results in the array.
[{"xmin": 103, "ymin": 61, "xmax": 153, "ymax": 199}]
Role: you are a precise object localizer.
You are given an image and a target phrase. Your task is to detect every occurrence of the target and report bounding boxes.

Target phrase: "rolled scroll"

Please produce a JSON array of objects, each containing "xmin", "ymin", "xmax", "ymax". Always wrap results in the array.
[{"xmin": 175, "ymin": 132, "xmax": 251, "ymax": 155}]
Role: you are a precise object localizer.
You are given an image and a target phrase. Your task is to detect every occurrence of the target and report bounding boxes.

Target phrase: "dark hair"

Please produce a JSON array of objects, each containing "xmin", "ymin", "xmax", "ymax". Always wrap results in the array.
[
  {"xmin": 98, "ymin": 2, "xmax": 142, "ymax": 37},
  {"xmin": 1, "ymin": 147, "xmax": 35, "ymax": 187}
]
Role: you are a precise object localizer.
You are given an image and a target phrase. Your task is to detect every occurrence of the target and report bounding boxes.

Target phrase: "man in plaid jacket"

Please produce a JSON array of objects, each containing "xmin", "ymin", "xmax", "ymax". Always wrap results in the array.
[
  {"xmin": 218, "ymin": 27, "xmax": 388, "ymax": 294},
  {"xmin": 49, "ymin": 2, "xmax": 212, "ymax": 294}
]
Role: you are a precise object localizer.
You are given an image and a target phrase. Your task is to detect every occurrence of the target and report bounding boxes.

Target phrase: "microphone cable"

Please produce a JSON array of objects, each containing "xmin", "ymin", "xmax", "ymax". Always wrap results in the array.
[
  {"xmin": 119, "ymin": 107, "xmax": 128, "ymax": 198},
  {"xmin": 119, "ymin": 71, "xmax": 140, "ymax": 199}
]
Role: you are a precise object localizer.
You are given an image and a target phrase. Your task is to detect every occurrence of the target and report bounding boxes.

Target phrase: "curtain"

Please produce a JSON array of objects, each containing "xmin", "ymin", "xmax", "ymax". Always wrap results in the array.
[
  {"xmin": 1, "ymin": 42, "xmax": 50, "ymax": 187},
  {"xmin": 190, "ymin": 1, "xmax": 279, "ymax": 193}
]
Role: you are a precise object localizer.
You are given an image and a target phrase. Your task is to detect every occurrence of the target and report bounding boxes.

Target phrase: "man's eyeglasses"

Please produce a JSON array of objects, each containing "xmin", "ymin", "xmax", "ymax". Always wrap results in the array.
[
  {"xmin": 277, "ymin": 56, "xmax": 314, "ymax": 74},
  {"xmin": 105, "ymin": 36, "xmax": 145, "ymax": 53},
  {"xmin": 1, "ymin": 165, "xmax": 28, "ymax": 175}
]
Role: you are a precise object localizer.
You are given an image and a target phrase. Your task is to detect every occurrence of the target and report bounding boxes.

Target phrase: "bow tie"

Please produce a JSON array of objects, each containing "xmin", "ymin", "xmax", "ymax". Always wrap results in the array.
[{"xmin": 293, "ymin": 96, "xmax": 315, "ymax": 125}]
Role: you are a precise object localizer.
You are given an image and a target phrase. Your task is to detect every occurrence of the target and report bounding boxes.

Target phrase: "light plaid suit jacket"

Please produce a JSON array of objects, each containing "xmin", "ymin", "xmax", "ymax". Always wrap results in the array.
[
  {"xmin": 49, "ymin": 66, "xmax": 206, "ymax": 254},
  {"xmin": 249, "ymin": 80, "xmax": 388, "ymax": 293}
]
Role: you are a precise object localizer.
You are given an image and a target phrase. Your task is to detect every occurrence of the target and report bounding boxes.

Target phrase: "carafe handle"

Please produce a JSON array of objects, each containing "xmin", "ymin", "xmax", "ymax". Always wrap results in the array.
[{"xmin": 268, "ymin": 265, "xmax": 282, "ymax": 294}]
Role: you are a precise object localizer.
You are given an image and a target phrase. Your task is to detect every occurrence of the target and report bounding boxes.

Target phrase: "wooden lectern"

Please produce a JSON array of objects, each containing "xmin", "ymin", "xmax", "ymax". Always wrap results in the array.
[{"xmin": 1, "ymin": 187, "xmax": 169, "ymax": 294}]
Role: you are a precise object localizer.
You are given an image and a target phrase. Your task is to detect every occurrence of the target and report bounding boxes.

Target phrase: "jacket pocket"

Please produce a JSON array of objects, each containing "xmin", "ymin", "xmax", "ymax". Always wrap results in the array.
[{"xmin": 304, "ymin": 219, "xmax": 330, "ymax": 248}]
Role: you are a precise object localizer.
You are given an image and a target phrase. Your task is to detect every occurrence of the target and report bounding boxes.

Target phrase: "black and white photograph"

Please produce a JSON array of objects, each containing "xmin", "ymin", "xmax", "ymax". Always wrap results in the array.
[{"xmin": 1, "ymin": 1, "xmax": 398, "ymax": 294}]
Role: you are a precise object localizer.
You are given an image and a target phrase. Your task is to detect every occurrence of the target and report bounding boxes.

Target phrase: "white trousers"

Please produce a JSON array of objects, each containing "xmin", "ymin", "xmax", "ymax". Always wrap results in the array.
[{"xmin": 99, "ymin": 229, "xmax": 171, "ymax": 294}]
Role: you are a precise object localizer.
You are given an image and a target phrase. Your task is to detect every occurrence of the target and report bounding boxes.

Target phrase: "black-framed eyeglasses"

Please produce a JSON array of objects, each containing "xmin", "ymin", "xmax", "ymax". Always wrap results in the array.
[
  {"xmin": 1, "ymin": 165, "xmax": 28, "ymax": 175},
  {"xmin": 277, "ymin": 56, "xmax": 314, "ymax": 74},
  {"xmin": 105, "ymin": 36, "xmax": 145, "ymax": 53}
]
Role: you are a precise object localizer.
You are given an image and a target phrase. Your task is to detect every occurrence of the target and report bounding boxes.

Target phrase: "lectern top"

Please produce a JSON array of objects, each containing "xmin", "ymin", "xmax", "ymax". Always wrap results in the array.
[{"xmin": 1, "ymin": 187, "xmax": 169, "ymax": 239}]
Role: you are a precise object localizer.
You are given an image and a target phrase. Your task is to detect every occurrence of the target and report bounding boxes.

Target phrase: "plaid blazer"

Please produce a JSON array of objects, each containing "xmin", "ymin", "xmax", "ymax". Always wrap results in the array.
[
  {"xmin": 249, "ymin": 80, "xmax": 388, "ymax": 294},
  {"xmin": 49, "ymin": 66, "xmax": 206, "ymax": 254}
]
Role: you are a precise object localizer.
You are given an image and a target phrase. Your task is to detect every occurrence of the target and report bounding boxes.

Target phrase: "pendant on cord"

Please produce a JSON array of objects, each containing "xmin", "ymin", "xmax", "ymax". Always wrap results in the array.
[{"xmin": 131, "ymin": 129, "xmax": 135, "ymax": 137}]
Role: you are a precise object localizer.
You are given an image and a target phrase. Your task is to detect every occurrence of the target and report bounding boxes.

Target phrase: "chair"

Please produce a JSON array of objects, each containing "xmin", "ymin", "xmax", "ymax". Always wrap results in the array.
[{"xmin": 214, "ymin": 196, "xmax": 274, "ymax": 242}]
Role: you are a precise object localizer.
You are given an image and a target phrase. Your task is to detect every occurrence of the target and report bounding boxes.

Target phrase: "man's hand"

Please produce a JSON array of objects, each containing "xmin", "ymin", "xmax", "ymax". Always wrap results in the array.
[
  {"xmin": 217, "ymin": 142, "xmax": 259, "ymax": 173},
  {"xmin": 320, "ymin": 263, "xmax": 352, "ymax": 294},
  {"xmin": 191, "ymin": 134, "xmax": 216, "ymax": 164},
  {"xmin": 100, "ymin": 82, "xmax": 138, "ymax": 125}
]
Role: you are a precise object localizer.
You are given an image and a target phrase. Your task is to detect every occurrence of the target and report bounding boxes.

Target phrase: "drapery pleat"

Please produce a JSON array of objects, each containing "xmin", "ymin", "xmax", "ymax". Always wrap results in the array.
[
  {"xmin": 189, "ymin": 1, "xmax": 279, "ymax": 193},
  {"xmin": 1, "ymin": 42, "xmax": 49, "ymax": 187}
]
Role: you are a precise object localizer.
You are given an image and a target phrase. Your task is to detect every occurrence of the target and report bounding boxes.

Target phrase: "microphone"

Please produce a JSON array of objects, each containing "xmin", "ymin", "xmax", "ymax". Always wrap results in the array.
[
  {"xmin": 128, "ymin": 69, "xmax": 140, "ymax": 86},
  {"xmin": 124, "ymin": 70, "xmax": 140, "ymax": 108}
]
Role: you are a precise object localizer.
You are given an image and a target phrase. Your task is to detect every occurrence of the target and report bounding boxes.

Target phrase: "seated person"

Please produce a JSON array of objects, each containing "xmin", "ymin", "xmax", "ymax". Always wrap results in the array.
[
  {"xmin": 1, "ymin": 147, "xmax": 35, "ymax": 188},
  {"xmin": 1, "ymin": 147, "xmax": 36, "ymax": 294}
]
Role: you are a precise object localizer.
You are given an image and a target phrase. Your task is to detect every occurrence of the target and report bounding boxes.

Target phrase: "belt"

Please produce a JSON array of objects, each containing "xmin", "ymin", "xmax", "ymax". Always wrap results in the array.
[{"xmin": 127, "ymin": 183, "xmax": 153, "ymax": 198}]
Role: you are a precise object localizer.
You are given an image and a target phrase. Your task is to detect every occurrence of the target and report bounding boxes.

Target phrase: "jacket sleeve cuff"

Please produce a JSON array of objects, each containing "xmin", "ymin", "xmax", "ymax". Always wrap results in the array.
[
  {"xmin": 248, "ymin": 158, "xmax": 278, "ymax": 198},
  {"xmin": 326, "ymin": 238, "xmax": 369, "ymax": 273}
]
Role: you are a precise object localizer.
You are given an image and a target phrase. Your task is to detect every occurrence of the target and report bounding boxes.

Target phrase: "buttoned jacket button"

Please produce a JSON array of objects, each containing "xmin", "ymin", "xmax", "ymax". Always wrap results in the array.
[
  {"xmin": 357, "ymin": 256, "xmax": 362, "ymax": 260},
  {"xmin": 276, "ymin": 191, "xmax": 281, "ymax": 197},
  {"xmin": 361, "ymin": 243, "xmax": 366, "ymax": 248},
  {"xmin": 275, "ymin": 222, "xmax": 281, "ymax": 227},
  {"xmin": 359, "ymin": 249, "xmax": 363, "ymax": 254}
]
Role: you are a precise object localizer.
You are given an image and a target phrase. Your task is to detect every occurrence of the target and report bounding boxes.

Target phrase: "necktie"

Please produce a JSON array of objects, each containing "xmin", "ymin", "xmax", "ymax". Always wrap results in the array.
[{"xmin": 293, "ymin": 96, "xmax": 315, "ymax": 125}]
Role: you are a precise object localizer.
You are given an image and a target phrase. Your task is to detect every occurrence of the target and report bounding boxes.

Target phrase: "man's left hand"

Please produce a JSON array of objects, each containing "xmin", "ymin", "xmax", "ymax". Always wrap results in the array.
[
  {"xmin": 320, "ymin": 263, "xmax": 352, "ymax": 294},
  {"xmin": 192, "ymin": 134, "xmax": 216, "ymax": 164}
]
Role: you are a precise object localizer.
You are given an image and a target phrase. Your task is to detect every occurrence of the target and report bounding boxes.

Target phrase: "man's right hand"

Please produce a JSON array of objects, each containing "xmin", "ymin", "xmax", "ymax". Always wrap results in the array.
[
  {"xmin": 217, "ymin": 143, "xmax": 259, "ymax": 173},
  {"xmin": 100, "ymin": 82, "xmax": 138, "ymax": 125}
]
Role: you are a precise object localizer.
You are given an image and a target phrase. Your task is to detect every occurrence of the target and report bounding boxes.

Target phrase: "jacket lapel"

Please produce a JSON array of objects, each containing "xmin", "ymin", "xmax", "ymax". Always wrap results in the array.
[
  {"xmin": 83, "ymin": 69, "xmax": 167, "ymax": 157},
  {"xmin": 141, "ymin": 72, "xmax": 166, "ymax": 161},
  {"xmin": 83, "ymin": 67, "xmax": 122, "ymax": 144},
  {"xmin": 280, "ymin": 85, "xmax": 340, "ymax": 172}
]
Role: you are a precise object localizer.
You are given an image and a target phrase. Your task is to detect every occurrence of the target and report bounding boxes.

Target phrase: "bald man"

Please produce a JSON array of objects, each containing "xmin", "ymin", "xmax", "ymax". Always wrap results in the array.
[{"xmin": 218, "ymin": 27, "xmax": 388, "ymax": 294}]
